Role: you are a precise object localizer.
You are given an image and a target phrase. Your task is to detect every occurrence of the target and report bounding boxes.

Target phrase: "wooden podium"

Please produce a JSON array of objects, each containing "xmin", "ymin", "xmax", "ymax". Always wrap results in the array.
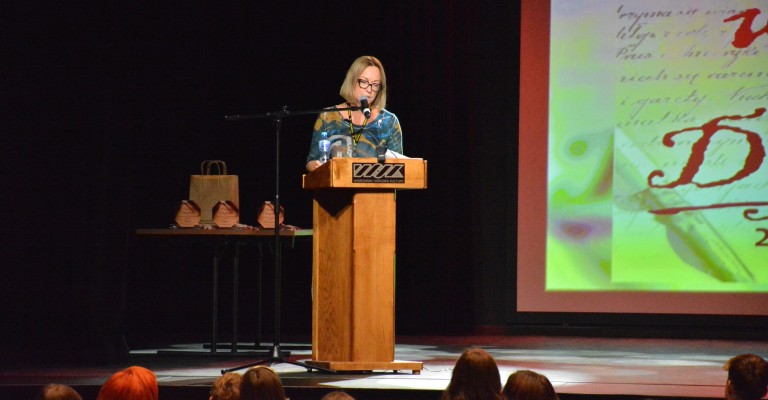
[{"xmin": 302, "ymin": 158, "xmax": 427, "ymax": 373}]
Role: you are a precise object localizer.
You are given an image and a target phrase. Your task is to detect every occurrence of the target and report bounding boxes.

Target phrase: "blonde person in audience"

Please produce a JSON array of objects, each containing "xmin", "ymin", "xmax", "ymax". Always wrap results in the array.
[
  {"xmin": 320, "ymin": 391, "xmax": 356, "ymax": 400},
  {"xmin": 97, "ymin": 365, "xmax": 158, "ymax": 400},
  {"xmin": 35, "ymin": 383, "xmax": 83, "ymax": 400},
  {"xmin": 501, "ymin": 370, "xmax": 559, "ymax": 400},
  {"xmin": 724, "ymin": 354, "xmax": 768, "ymax": 400},
  {"xmin": 442, "ymin": 347, "xmax": 502, "ymax": 400},
  {"xmin": 240, "ymin": 366, "xmax": 287, "ymax": 400},
  {"xmin": 210, "ymin": 372, "xmax": 242, "ymax": 400}
]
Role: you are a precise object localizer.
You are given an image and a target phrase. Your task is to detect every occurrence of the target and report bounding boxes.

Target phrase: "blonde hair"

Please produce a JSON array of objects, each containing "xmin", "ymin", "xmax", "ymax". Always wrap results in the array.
[
  {"xmin": 339, "ymin": 55, "xmax": 388, "ymax": 109},
  {"xmin": 320, "ymin": 391, "xmax": 356, "ymax": 400}
]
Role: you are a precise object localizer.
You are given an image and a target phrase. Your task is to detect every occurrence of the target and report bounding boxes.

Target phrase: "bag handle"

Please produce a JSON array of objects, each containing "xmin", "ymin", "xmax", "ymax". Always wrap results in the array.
[{"xmin": 200, "ymin": 160, "xmax": 227, "ymax": 175}]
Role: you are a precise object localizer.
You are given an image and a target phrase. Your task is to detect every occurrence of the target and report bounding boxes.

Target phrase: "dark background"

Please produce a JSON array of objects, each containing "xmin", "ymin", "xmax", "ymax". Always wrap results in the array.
[
  {"xmin": 2, "ymin": 1, "xmax": 518, "ymax": 363},
  {"xmin": 4, "ymin": 1, "xmax": 763, "ymax": 365}
]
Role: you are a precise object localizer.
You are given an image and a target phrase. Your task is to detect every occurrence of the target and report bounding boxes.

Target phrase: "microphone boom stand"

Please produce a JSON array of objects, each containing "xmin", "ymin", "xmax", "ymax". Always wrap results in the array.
[{"xmin": 221, "ymin": 105, "xmax": 358, "ymax": 374}]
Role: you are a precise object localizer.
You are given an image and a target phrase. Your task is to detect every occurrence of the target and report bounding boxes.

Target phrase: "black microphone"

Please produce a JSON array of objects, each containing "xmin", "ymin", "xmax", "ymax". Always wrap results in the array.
[
  {"xmin": 360, "ymin": 96, "xmax": 371, "ymax": 119},
  {"xmin": 376, "ymin": 140, "xmax": 387, "ymax": 164}
]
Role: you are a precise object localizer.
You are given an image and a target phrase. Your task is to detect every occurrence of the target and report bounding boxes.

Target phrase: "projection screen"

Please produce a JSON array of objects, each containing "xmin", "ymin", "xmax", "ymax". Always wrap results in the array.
[{"xmin": 517, "ymin": 0, "xmax": 768, "ymax": 315}]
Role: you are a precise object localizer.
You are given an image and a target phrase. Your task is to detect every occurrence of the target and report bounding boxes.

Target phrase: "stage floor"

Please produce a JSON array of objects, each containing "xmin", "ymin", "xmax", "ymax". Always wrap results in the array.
[{"xmin": 3, "ymin": 335, "xmax": 767, "ymax": 400}]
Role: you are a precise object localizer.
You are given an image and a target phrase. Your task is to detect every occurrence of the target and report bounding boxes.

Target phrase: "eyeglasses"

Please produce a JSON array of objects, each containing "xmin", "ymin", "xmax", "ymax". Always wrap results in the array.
[{"xmin": 357, "ymin": 79, "xmax": 382, "ymax": 92}]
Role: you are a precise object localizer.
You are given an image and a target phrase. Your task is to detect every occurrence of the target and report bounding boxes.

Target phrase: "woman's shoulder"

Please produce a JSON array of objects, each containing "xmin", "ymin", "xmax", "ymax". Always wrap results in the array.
[
  {"xmin": 376, "ymin": 108, "xmax": 399, "ymax": 122},
  {"xmin": 318, "ymin": 105, "xmax": 346, "ymax": 121}
]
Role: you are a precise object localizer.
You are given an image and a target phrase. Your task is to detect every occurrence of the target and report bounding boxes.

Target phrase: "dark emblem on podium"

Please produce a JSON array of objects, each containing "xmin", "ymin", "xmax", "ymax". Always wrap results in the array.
[{"xmin": 352, "ymin": 162, "xmax": 406, "ymax": 183}]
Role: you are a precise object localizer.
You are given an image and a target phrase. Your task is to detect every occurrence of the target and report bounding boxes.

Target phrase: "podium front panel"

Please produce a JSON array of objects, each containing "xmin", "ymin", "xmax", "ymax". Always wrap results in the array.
[
  {"xmin": 312, "ymin": 190, "xmax": 396, "ymax": 363},
  {"xmin": 305, "ymin": 157, "xmax": 426, "ymax": 368},
  {"xmin": 312, "ymin": 189, "xmax": 354, "ymax": 361}
]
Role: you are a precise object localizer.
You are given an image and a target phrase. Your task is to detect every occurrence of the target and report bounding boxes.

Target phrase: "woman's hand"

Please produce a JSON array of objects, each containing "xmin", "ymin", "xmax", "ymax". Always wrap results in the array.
[{"xmin": 306, "ymin": 160, "xmax": 323, "ymax": 172}]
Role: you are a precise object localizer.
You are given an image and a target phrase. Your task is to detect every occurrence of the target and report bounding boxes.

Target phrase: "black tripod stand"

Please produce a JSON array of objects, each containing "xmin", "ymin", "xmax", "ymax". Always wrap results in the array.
[{"xmin": 220, "ymin": 105, "xmax": 357, "ymax": 374}]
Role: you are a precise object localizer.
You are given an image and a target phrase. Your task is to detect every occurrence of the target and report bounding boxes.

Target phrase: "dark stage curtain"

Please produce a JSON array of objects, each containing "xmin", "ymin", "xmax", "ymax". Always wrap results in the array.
[{"xmin": 2, "ymin": 0, "xmax": 520, "ymax": 363}]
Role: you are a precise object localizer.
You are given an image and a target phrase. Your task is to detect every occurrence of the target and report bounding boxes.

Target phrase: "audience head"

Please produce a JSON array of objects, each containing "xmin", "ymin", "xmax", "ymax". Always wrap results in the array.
[
  {"xmin": 240, "ymin": 366, "xmax": 286, "ymax": 400},
  {"xmin": 724, "ymin": 354, "xmax": 768, "ymax": 400},
  {"xmin": 36, "ymin": 384, "xmax": 83, "ymax": 400},
  {"xmin": 97, "ymin": 366, "xmax": 158, "ymax": 400},
  {"xmin": 320, "ymin": 391, "xmax": 356, "ymax": 400},
  {"xmin": 502, "ymin": 370, "xmax": 559, "ymax": 400},
  {"xmin": 210, "ymin": 372, "xmax": 242, "ymax": 400},
  {"xmin": 442, "ymin": 347, "xmax": 502, "ymax": 400}
]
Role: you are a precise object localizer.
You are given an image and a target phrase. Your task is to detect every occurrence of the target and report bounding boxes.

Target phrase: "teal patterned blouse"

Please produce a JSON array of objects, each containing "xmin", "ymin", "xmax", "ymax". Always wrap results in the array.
[{"xmin": 306, "ymin": 107, "xmax": 403, "ymax": 164}]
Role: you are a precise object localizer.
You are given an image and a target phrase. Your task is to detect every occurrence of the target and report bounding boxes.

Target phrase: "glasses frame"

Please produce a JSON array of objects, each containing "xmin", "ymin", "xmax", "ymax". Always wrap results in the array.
[{"xmin": 357, "ymin": 79, "xmax": 382, "ymax": 92}]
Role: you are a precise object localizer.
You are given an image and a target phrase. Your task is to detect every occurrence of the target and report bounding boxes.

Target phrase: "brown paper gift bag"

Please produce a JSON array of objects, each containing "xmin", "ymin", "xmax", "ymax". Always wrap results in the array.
[{"xmin": 189, "ymin": 160, "xmax": 239, "ymax": 223}]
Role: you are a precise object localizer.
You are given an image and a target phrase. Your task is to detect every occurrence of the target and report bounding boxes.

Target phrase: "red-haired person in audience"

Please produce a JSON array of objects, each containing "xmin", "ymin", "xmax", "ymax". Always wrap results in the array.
[
  {"xmin": 210, "ymin": 372, "xmax": 242, "ymax": 400},
  {"xmin": 724, "ymin": 354, "xmax": 768, "ymax": 400},
  {"xmin": 240, "ymin": 366, "xmax": 286, "ymax": 400},
  {"xmin": 35, "ymin": 383, "xmax": 83, "ymax": 400},
  {"xmin": 97, "ymin": 366, "xmax": 158, "ymax": 400},
  {"xmin": 442, "ymin": 347, "xmax": 502, "ymax": 400},
  {"xmin": 501, "ymin": 370, "xmax": 559, "ymax": 400}
]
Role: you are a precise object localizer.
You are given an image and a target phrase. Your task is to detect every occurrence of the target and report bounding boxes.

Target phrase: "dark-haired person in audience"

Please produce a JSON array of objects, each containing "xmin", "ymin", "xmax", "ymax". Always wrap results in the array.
[
  {"xmin": 501, "ymin": 370, "xmax": 559, "ymax": 400},
  {"xmin": 210, "ymin": 372, "xmax": 242, "ymax": 400},
  {"xmin": 97, "ymin": 365, "xmax": 158, "ymax": 400},
  {"xmin": 442, "ymin": 347, "xmax": 502, "ymax": 400},
  {"xmin": 35, "ymin": 383, "xmax": 83, "ymax": 400},
  {"xmin": 724, "ymin": 354, "xmax": 768, "ymax": 400},
  {"xmin": 240, "ymin": 366, "xmax": 286, "ymax": 400}
]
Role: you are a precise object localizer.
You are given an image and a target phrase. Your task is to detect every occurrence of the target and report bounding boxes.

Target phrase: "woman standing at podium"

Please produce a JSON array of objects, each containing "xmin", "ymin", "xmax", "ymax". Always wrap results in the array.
[{"xmin": 305, "ymin": 55, "xmax": 403, "ymax": 172}]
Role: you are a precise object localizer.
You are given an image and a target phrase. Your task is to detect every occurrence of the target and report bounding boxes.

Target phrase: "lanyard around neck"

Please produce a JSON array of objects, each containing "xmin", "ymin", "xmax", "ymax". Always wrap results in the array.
[{"xmin": 346, "ymin": 107, "xmax": 369, "ymax": 145}]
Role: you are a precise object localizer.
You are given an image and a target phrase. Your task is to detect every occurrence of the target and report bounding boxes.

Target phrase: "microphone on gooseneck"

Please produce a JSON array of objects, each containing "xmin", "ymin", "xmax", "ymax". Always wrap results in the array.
[{"xmin": 360, "ymin": 96, "xmax": 371, "ymax": 119}]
